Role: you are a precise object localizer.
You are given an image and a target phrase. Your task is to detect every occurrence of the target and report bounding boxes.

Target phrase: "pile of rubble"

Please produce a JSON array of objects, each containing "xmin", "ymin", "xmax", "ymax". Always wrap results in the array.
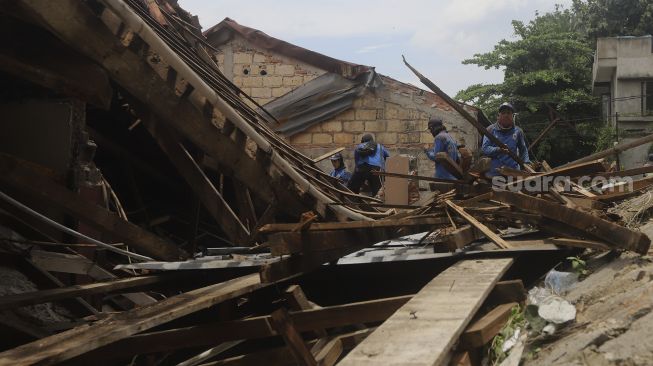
[{"xmin": 1, "ymin": 1, "xmax": 653, "ymax": 365}]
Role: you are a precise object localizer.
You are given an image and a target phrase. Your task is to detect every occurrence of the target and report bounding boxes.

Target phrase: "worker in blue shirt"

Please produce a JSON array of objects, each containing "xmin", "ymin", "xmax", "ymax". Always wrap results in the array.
[
  {"xmin": 347, "ymin": 134, "xmax": 389, "ymax": 196},
  {"xmin": 329, "ymin": 152, "xmax": 352, "ymax": 185},
  {"xmin": 424, "ymin": 118, "xmax": 460, "ymax": 180},
  {"xmin": 482, "ymin": 102, "xmax": 531, "ymax": 177}
]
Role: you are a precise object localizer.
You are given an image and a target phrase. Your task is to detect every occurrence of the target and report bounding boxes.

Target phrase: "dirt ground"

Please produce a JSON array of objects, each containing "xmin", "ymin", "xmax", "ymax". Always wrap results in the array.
[{"xmin": 523, "ymin": 221, "xmax": 653, "ymax": 365}]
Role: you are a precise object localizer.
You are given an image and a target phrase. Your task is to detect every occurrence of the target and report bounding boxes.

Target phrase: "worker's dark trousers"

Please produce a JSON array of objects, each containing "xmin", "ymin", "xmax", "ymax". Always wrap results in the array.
[{"xmin": 347, "ymin": 163, "xmax": 382, "ymax": 196}]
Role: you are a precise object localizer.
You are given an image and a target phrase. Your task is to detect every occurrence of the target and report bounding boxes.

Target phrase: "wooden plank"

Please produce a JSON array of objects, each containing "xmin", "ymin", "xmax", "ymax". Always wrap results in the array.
[
  {"xmin": 259, "ymin": 217, "xmax": 452, "ymax": 234},
  {"xmin": 508, "ymin": 160, "xmax": 606, "ymax": 188},
  {"xmin": 28, "ymin": 250, "xmax": 155, "ymax": 306},
  {"xmin": 267, "ymin": 222, "xmax": 443, "ymax": 256},
  {"xmin": 492, "ymin": 191, "xmax": 651, "ymax": 254},
  {"xmin": 549, "ymin": 237, "xmax": 611, "ymax": 251},
  {"xmin": 374, "ymin": 171, "xmax": 466, "ymax": 184},
  {"xmin": 0, "ymin": 153, "xmax": 184, "ymax": 261},
  {"xmin": 435, "ymin": 152, "xmax": 463, "ymax": 179},
  {"xmin": 144, "ymin": 120, "xmax": 250, "ymax": 244},
  {"xmin": 339, "ymin": 258, "xmax": 513, "ymax": 366},
  {"xmin": 314, "ymin": 337, "xmax": 343, "ymax": 366},
  {"xmin": 445, "ymin": 200, "xmax": 511, "ymax": 249},
  {"xmin": 442, "ymin": 225, "xmax": 484, "ymax": 250},
  {"xmin": 176, "ymin": 340, "xmax": 243, "ymax": 366},
  {"xmin": 594, "ymin": 166, "xmax": 653, "ymax": 179},
  {"xmin": 284, "ymin": 285, "xmax": 328, "ymax": 342},
  {"xmin": 385, "ymin": 155, "xmax": 410, "ymax": 205},
  {"xmin": 461, "ymin": 302, "xmax": 518, "ymax": 348},
  {"xmin": 270, "ymin": 308, "xmax": 318, "ymax": 366},
  {"xmin": 311, "ymin": 147, "xmax": 345, "ymax": 164},
  {"xmin": 204, "ymin": 329, "xmax": 374, "ymax": 366},
  {"xmin": 74, "ymin": 295, "xmax": 411, "ymax": 360},
  {"xmin": 0, "ymin": 274, "xmax": 173, "ymax": 311},
  {"xmin": 0, "ymin": 274, "xmax": 264, "ymax": 365}
]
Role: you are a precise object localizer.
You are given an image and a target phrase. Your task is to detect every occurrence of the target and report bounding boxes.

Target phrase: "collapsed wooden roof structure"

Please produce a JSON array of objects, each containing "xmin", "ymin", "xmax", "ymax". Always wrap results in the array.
[{"xmin": 0, "ymin": 1, "xmax": 653, "ymax": 365}]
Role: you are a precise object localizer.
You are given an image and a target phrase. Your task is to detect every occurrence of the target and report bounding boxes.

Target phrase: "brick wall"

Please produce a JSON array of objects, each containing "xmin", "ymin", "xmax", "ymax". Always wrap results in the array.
[
  {"xmin": 213, "ymin": 36, "xmax": 326, "ymax": 105},
  {"xmin": 211, "ymin": 37, "xmax": 481, "ymax": 184},
  {"xmin": 290, "ymin": 89, "xmax": 480, "ymax": 185}
]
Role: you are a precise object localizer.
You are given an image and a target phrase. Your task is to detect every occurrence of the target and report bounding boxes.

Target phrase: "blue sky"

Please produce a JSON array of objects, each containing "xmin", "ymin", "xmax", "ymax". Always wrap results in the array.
[{"xmin": 181, "ymin": 0, "xmax": 572, "ymax": 97}]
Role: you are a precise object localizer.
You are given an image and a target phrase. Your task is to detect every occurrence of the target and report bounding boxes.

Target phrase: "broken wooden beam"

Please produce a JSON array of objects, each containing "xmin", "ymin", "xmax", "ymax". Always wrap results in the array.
[
  {"xmin": 28, "ymin": 249, "xmax": 156, "ymax": 306},
  {"xmin": 206, "ymin": 328, "xmax": 374, "ymax": 366},
  {"xmin": 549, "ymin": 238, "xmax": 611, "ymax": 251},
  {"xmin": 492, "ymin": 191, "xmax": 651, "ymax": 254},
  {"xmin": 0, "ymin": 274, "xmax": 264, "ymax": 365},
  {"xmin": 460, "ymin": 302, "xmax": 518, "ymax": 349},
  {"xmin": 339, "ymin": 258, "xmax": 513, "ymax": 366},
  {"xmin": 441, "ymin": 225, "xmax": 484, "ymax": 250},
  {"xmin": 435, "ymin": 152, "xmax": 463, "ymax": 179},
  {"xmin": 144, "ymin": 120, "xmax": 250, "ymax": 244},
  {"xmin": 270, "ymin": 308, "xmax": 318, "ymax": 366},
  {"xmin": 259, "ymin": 216, "xmax": 452, "ymax": 234},
  {"xmin": 0, "ymin": 274, "xmax": 175, "ymax": 311},
  {"xmin": 445, "ymin": 200, "xmax": 511, "ymax": 249},
  {"xmin": 561, "ymin": 133, "xmax": 653, "ymax": 167},
  {"xmin": 0, "ymin": 153, "xmax": 185, "ymax": 260},
  {"xmin": 311, "ymin": 147, "xmax": 345, "ymax": 164},
  {"xmin": 71, "ymin": 295, "xmax": 411, "ymax": 361}
]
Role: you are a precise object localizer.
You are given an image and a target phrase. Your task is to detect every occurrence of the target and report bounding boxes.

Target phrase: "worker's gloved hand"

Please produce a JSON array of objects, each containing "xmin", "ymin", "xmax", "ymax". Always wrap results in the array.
[{"xmin": 499, "ymin": 147, "xmax": 510, "ymax": 154}]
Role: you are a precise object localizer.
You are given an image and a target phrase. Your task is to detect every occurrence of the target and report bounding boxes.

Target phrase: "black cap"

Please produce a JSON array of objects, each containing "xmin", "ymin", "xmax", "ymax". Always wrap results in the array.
[
  {"xmin": 499, "ymin": 102, "xmax": 515, "ymax": 112},
  {"xmin": 361, "ymin": 133, "xmax": 374, "ymax": 143},
  {"xmin": 330, "ymin": 152, "xmax": 343, "ymax": 160},
  {"xmin": 427, "ymin": 117, "xmax": 444, "ymax": 130}
]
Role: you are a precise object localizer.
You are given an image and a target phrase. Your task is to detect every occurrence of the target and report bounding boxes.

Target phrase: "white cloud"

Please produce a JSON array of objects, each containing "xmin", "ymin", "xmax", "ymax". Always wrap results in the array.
[
  {"xmin": 179, "ymin": 0, "xmax": 573, "ymax": 94},
  {"xmin": 357, "ymin": 43, "xmax": 394, "ymax": 54}
]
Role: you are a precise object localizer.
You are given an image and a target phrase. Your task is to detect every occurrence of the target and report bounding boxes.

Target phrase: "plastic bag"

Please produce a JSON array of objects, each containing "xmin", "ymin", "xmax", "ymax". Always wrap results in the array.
[{"xmin": 544, "ymin": 269, "xmax": 578, "ymax": 295}]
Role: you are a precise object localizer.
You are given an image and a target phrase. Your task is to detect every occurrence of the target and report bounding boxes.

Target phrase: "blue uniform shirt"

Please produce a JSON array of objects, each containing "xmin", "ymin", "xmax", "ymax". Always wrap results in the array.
[
  {"xmin": 426, "ymin": 131, "xmax": 460, "ymax": 180},
  {"xmin": 330, "ymin": 167, "xmax": 352, "ymax": 185},
  {"xmin": 481, "ymin": 123, "xmax": 530, "ymax": 177},
  {"xmin": 354, "ymin": 143, "xmax": 390, "ymax": 170}
]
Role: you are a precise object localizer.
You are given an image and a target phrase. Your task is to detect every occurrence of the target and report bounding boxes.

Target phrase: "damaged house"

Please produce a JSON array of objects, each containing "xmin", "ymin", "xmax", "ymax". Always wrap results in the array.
[
  {"xmin": 0, "ymin": 1, "xmax": 652, "ymax": 365},
  {"xmin": 204, "ymin": 18, "xmax": 485, "ymax": 177}
]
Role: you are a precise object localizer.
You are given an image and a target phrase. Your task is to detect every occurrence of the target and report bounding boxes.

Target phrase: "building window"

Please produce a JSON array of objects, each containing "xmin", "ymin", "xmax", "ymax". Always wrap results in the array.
[
  {"xmin": 602, "ymin": 93, "xmax": 611, "ymax": 123},
  {"xmin": 642, "ymin": 81, "xmax": 653, "ymax": 116}
]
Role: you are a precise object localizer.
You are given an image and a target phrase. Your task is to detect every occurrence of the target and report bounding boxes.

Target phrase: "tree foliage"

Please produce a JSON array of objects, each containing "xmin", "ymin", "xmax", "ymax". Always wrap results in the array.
[{"xmin": 455, "ymin": 1, "xmax": 653, "ymax": 165}]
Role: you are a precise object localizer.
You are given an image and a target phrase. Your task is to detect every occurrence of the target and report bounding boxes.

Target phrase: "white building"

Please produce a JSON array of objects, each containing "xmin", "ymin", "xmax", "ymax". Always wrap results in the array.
[{"xmin": 592, "ymin": 35, "xmax": 653, "ymax": 168}]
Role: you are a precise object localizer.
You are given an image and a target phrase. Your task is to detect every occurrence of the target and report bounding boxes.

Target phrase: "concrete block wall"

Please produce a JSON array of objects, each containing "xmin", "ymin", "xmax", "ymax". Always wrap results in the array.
[
  {"xmin": 211, "ymin": 36, "xmax": 480, "ymax": 181},
  {"xmin": 212, "ymin": 36, "xmax": 326, "ymax": 105},
  {"xmin": 289, "ymin": 89, "xmax": 480, "ymax": 185}
]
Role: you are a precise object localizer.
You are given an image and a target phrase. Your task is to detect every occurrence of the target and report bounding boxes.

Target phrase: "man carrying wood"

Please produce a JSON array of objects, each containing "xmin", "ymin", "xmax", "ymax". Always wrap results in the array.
[
  {"xmin": 424, "ymin": 118, "xmax": 460, "ymax": 180},
  {"xmin": 482, "ymin": 102, "xmax": 531, "ymax": 177}
]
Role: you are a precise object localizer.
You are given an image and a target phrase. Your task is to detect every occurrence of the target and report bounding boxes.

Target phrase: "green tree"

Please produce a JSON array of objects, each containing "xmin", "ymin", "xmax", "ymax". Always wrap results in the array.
[
  {"xmin": 456, "ymin": 7, "xmax": 600, "ymax": 164},
  {"xmin": 573, "ymin": 0, "xmax": 653, "ymax": 43},
  {"xmin": 457, "ymin": 1, "xmax": 653, "ymax": 165}
]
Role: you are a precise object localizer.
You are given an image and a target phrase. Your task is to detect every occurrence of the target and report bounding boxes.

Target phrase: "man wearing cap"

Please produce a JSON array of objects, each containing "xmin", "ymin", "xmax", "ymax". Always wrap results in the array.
[
  {"xmin": 424, "ymin": 118, "xmax": 460, "ymax": 180},
  {"xmin": 347, "ymin": 134, "xmax": 390, "ymax": 195},
  {"xmin": 482, "ymin": 102, "xmax": 531, "ymax": 177},
  {"xmin": 329, "ymin": 152, "xmax": 352, "ymax": 185}
]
